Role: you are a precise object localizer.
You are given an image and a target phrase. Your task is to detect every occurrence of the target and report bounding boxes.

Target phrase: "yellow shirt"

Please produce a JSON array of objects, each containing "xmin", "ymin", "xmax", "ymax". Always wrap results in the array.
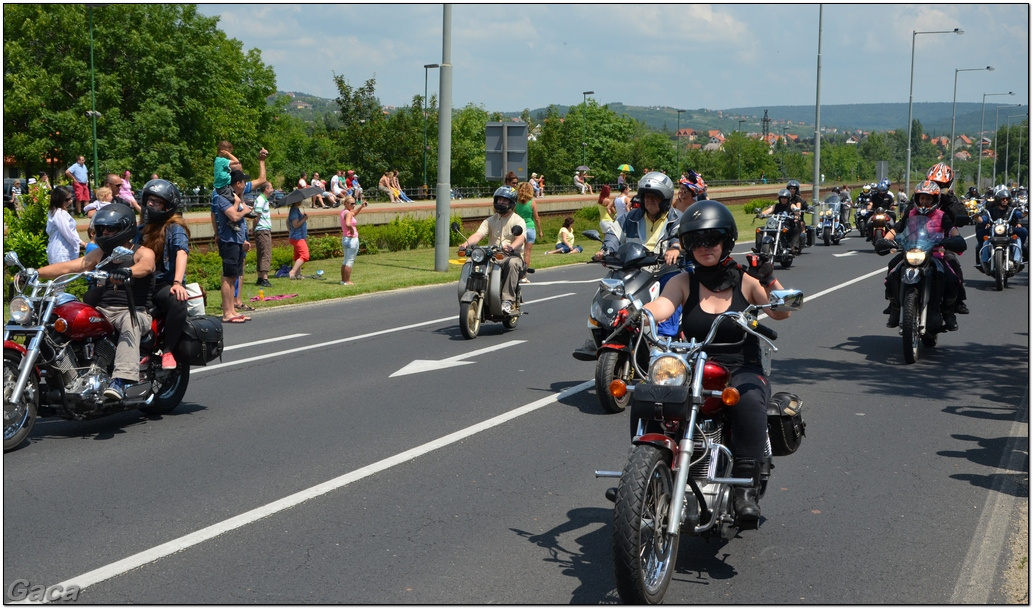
[{"xmin": 644, "ymin": 214, "xmax": 668, "ymax": 251}]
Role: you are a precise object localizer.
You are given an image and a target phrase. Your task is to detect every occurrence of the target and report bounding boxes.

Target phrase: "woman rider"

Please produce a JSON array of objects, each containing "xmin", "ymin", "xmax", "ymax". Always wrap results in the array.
[
  {"xmin": 642, "ymin": 200, "xmax": 792, "ymax": 528},
  {"xmin": 138, "ymin": 179, "xmax": 190, "ymax": 370}
]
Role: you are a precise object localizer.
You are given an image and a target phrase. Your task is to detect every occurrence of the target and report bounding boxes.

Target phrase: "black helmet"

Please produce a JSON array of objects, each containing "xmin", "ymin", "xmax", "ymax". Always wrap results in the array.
[
  {"xmin": 492, "ymin": 185, "xmax": 517, "ymax": 214},
  {"xmin": 637, "ymin": 171, "xmax": 675, "ymax": 213},
  {"xmin": 994, "ymin": 184, "xmax": 1012, "ymax": 203},
  {"xmin": 92, "ymin": 203, "xmax": 137, "ymax": 254},
  {"xmin": 678, "ymin": 200, "xmax": 737, "ymax": 261},
  {"xmin": 786, "ymin": 180, "xmax": 801, "ymax": 193},
  {"xmin": 140, "ymin": 179, "xmax": 181, "ymax": 225}
]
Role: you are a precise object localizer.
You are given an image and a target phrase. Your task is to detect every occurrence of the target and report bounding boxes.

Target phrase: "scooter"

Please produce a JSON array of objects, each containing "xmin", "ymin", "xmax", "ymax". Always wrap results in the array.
[{"xmin": 451, "ymin": 222, "xmax": 529, "ymax": 339}]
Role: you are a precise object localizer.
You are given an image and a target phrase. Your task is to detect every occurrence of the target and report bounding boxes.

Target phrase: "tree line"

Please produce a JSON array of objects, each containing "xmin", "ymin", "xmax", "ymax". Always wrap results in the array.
[{"xmin": 4, "ymin": 4, "xmax": 1025, "ymax": 198}]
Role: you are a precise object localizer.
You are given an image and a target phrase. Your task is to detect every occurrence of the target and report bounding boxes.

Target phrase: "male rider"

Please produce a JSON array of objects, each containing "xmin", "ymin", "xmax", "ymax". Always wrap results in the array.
[
  {"xmin": 976, "ymin": 186, "xmax": 1028, "ymax": 263},
  {"xmin": 457, "ymin": 186, "xmax": 526, "ymax": 314},
  {"xmin": 759, "ymin": 189, "xmax": 803, "ymax": 253},
  {"xmin": 28, "ymin": 203, "xmax": 156, "ymax": 400}
]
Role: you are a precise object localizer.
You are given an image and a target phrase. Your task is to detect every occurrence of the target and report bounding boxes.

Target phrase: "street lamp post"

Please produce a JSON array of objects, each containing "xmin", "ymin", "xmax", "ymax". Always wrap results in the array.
[
  {"xmin": 88, "ymin": 5, "xmax": 99, "ymax": 190},
  {"xmin": 950, "ymin": 66, "xmax": 993, "ymax": 176},
  {"xmin": 581, "ymin": 91, "xmax": 594, "ymax": 168},
  {"xmin": 1005, "ymin": 113, "xmax": 1027, "ymax": 187},
  {"xmin": 994, "ymin": 104, "xmax": 1022, "ymax": 185},
  {"xmin": 905, "ymin": 28, "xmax": 963, "ymax": 196},
  {"xmin": 422, "ymin": 63, "xmax": 439, "ymax": 192},
  {"xmin": 978, "ymin": 91, "xmax": 1014, "ymax": 189},
  {"xmin": 676, "ymin": 109, "xmax": 685, "ymax": 171}
]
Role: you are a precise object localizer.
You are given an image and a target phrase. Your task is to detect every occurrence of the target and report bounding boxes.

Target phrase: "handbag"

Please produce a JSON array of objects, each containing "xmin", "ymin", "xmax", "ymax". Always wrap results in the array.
[{"xmin": 184, "ymin": 282, "xmax": 206, "ymax": 317}]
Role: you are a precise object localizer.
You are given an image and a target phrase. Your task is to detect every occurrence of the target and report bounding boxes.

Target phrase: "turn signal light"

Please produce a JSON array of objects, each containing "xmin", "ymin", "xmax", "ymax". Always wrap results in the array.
[
  {"xmin": 721, "ymin": 387, "xmax": 740, "ymax": 405},
  {"xmin": 609, "ymin": 380, "xmax": 628, "ymax": 399},
  {"xmin": 53, "ymin": 318, "xmax": 68, "ymax": 333}
]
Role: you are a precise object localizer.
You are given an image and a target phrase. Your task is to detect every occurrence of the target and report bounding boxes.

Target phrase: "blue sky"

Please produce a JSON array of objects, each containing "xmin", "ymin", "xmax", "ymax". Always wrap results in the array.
[{"xmin": 199, "ymin": 3, "xmax": 1029, "ymax": 113}]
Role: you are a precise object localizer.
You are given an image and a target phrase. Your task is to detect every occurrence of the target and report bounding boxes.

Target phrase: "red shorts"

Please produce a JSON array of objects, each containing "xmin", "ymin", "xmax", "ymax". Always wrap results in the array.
[
  {"xmin": 72, "ymin": 182, "xmax": 90, "ymax": 202},
  {"xmin": 289, "ymin": 238, "xmax": 310, "ymax": 262}
]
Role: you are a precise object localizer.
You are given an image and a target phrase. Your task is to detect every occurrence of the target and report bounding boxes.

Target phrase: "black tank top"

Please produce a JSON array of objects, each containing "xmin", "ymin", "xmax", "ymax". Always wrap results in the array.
[
  {"xmin": 679, "ymin": 271, "xmax": 763, "ymax": 368},
  {"xmin": 97, "ymin": 245, "xmax": 154, "ymax": 310}
]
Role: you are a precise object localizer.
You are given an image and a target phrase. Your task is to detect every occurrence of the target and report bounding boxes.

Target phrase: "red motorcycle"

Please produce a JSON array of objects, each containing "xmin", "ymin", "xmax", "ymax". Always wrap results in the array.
[{"xmin": 4, "ymin": 248, "xmax": 223, "ymax": 452}]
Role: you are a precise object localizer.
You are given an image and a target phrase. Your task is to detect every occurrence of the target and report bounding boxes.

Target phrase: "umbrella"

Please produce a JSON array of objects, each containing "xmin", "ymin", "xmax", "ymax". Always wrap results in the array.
[
  {"xmin": 617, "ymin": 164, "xmax": 634, "ymax": 172},
  {"xmin": 278, "ymin": 186, "xmax": 323, "ymax": 207},
  {"xmin": 576, "ymin": 165, "xmax": 590, "ymax": 172}
]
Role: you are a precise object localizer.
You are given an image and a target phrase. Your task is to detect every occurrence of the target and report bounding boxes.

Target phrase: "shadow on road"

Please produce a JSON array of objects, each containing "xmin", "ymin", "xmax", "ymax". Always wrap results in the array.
[{"xmin": 23, "ymin": 401, "xmax": 207, "ymax": 450}]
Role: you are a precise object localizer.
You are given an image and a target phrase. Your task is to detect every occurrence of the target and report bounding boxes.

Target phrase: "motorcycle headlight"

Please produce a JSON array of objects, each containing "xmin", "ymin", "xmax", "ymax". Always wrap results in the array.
[
  {"xmin": 905, "ymin": 249, "xmax": 927, "ymax": 265},
  {"xmin": 9, "ymin": 296, "xmax": 33, "ymax": 325},
  {"xmin": 648, "ymin": 355, "xmax": 688, "ymax": 386},
  {"xmin": 470, "ymin": 248, "xmax": 487, "ymax": 264},
  {"xmin": 993, "ymin": 223, "xmax": 1007, "ymax": 236}
]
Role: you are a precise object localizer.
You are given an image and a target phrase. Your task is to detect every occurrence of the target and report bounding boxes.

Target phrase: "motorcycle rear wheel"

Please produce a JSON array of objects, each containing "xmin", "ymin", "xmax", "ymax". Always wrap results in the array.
[
  {"xmin": 902, "ymin": 289, "xmax": 921, "ymax": 364},
  {"xmin": 595, "ymin": 350, "xmax": 632, "ymax": 413},
  {"xmin": 613, "ymin": 444, "xmax": 679, "ymax": 605},
  {"xmin": 994, "ymin": 249, "xmax": 1006, "ymax": 291},
  {"xmin": 140, "ymin": 361, "xmax": 190, "ymax": 416},
  {"xmin": 460, "ymin": 297, "xmax": 481, "ymax": 339},
  {"xmin": 3, "ymin": 349, "xmax": 38, "ymax": 452}
]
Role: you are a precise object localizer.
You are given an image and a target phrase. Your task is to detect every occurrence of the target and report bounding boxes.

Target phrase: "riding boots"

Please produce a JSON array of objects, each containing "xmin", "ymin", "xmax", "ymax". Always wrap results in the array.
[{"xmin": 732, "ymin": 459, "xmax": 762, "ymax": 529}]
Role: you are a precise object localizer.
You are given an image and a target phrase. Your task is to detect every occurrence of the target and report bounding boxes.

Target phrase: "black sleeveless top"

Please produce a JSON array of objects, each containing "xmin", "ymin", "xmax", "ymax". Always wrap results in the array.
[
  {"xmin": 679, "ymin": 270, "xmax": 763, "ymax": 368},
  {"xmin": 96, "ymin": 245, "xmax": 154, "ymax": 310}
]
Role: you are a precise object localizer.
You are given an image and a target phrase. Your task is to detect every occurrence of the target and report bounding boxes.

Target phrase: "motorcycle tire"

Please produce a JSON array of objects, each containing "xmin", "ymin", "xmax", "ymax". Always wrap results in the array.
[
  {"xmin": 902, "ymin": 289, "xmax": 921, "ymax": 365},
  {"xmin": 994, "ymin": 249, "xmax": 1006, "ymax": 291},
  {"xmin": 779, "ymin": 255, "xmax": 793, "ymax": 269},
  {"xmin": 140, "ymin": 361, "xmax": 190, "ymax": 416},
  {"xmin": 595, "ymin": 350, "xmax": 632, "ymax": 413},
  {"xmin": 822, "ymin": 226, "xmax": 831, "ymax": 246},
  {"xmin": 612, "ymin": 444, "xmax": 679, "ymax": 605},
  {"xmin": 3, "ymin": 348, "xmax": 38, "ymax": 452},
  {"xmin": 459, "ymin": 297, "xmax": 481, "ymax": 339},
  {"xmin": 921, "ymin": 333, "xmax": 938, "ymax": 348}
]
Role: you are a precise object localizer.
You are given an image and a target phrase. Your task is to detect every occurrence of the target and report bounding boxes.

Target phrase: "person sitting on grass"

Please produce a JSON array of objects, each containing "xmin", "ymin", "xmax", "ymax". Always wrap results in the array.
[{"xmin": 543, "ymin": 217, "xmax": 583, "ymax": 254}]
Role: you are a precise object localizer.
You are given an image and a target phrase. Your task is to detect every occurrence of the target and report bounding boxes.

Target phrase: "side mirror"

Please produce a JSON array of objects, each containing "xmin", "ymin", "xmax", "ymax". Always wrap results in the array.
[
  {"xmin": 511, "ymin": 225, "xmax": 523, "ymax": 236},
  {"xmin": 769, "ymin": 289, "xmax": 804, "ymax": 311},
  {"xmin": 581, "ymin": 230, "xmax": 602, "ymax": 242},
  {"xmin": 4, "ymin": 251, "xmax": 22, "ymax": 269},
  {"xmin": 450, "ymin": 221, "xmax": 461, "ymax": 234}
]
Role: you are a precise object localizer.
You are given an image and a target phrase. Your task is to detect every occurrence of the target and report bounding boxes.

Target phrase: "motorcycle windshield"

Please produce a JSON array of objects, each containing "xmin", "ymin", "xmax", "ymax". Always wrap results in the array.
[{"xmin": 895, "ymin": 215, "xmax": 944, "ymax": 252}]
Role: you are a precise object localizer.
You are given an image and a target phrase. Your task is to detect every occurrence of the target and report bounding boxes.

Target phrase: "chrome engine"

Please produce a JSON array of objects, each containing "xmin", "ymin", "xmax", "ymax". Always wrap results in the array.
[{"xmin": 50, "ymin": 338, "xmax": 116, "ymax": 403}]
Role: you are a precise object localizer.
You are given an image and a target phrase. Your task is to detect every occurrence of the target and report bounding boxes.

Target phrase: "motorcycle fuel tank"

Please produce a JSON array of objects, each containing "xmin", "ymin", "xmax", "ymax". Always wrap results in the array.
[{"xmin": 54, "ymin": 300, "xmax": 114, "ymax": 340}]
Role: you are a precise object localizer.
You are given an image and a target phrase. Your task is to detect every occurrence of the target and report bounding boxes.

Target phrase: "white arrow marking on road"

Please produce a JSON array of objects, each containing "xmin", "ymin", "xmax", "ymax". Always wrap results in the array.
[
  {"xmin": 833, "ymin": 251, "xmax": 858, "ymax": 257},
  {"xmin": 390, "ymin": 339, "xmax": 526, "ymax": 377}
]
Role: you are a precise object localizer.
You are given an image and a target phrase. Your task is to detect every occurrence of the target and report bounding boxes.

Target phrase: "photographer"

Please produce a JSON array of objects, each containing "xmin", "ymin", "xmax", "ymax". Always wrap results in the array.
[{"xmin": 339, "ymin": 196, "xmax": 367, "ymax": 285}]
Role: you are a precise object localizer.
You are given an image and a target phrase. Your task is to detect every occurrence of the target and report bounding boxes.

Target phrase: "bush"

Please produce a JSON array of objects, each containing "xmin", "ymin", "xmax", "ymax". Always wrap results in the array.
[
  {"xmin": 309, "ymin": 234, "xmax": 342, "ymax": 260},
  {"xmin": 743, "ymin": 199, "xmax": 771, "ymax": 215},
  {"xmin": 3, "ymin": 184, "xmax": 51, "ymax": 269}
]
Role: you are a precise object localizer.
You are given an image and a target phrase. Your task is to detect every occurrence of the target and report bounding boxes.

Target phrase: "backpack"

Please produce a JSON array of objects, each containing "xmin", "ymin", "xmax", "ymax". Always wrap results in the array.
[{"xmin": 274, "ymin": 263, "xmax": 291, "ymax": 278}]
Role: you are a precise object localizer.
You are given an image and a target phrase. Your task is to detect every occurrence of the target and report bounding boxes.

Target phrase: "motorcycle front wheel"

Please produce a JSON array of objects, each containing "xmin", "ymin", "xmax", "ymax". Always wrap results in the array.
[
  {"xmin": 595, "ymin": 350, "xmax": 632, "ymax": 413},
  {"xmin": 822, "ymin": 226, "xmax": 831, "ymax": 246},
  {"xmin": 460, "ymin": 297, "xmax": 481, "ymax": 339},
  {"xmin": 901, "ymin": 289, "xmax": 921, "ymax": 364},
  {"xmin": 3, "ymin": 349, "xmax": 39, "ymax": 452},
  {"xmin": 994, "ymin": 249, "xmax": 1006, "ymax": 291},
  {"xmin": 140, "ymin": 361, "xmax": 190, "ymax": 416},
  {"xmin": 613, "ymin": 444, "xmax": 679, "ymax": 605}
]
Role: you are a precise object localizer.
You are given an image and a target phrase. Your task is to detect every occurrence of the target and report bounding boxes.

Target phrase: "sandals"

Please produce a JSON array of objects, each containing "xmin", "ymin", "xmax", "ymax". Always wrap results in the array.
[
  {"xmin": 238, "ymin": 303, "xmax": 256, "ymax": 311},
  {"xmin": 222, "ymin": 314, "xmax": 250, "ymax": 323}
]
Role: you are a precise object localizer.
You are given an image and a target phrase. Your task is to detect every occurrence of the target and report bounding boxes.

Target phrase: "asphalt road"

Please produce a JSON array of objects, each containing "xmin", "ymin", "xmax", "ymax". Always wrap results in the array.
[{"xmin": 3, "ymin": 224, "xmax": 1028, "ymax": 604}]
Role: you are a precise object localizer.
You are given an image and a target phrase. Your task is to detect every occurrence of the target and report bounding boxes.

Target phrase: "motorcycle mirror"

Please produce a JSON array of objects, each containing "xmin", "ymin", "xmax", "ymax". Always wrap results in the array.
[
  {"xmin": 4, "ymin": 251, "xmax": 22, "ymax": 269},
  {"xmin": 511, "ymin": 225, "xmax": 523, "ymax": 236},
  {"xmin": 450, "ymin": 221, "xmax": 461, "ymax": 233},
  {"xmin": 581, "ymin": 230, "xmax": 602, "ymax": 242},
  {"xmin": 769, "ymin": 289, "xmax": 804, "ymax": 311}
]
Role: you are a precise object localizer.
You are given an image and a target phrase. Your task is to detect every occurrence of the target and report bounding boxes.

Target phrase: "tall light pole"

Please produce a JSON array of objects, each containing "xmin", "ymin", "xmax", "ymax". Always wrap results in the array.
[
  {"xmin": 950, "ymin": 66, "xmax": 993, "ymax": 176},
  {"xmin": 422, "ymin": 63, "xmax": 439, "ymax": 192},
  {"xmin": 905, "ymin": 28, "xmax": 963, "ymax": 195},
  {"xmin": 88, "ymin": 5, "xmax": 99, "ymax": 190},
  {"xmin": 1015, "ymin": 124, "xmax": 1028, "ymax": 187},
  {"xmin": 676, "ymin": 109, "xmax": 685, "ymax": 171},
  {"xmin": 1006, "ymin": 113, "xmax": 1027, "ymax": 187},
  {"xmin": 581, "ymin": 91, "xmax": 594, "ymax": 168},
  {"xmin": 994, "ymin": 104, "xmax": 1021, "ymax": 185},
  {"xmin": 978, "ymin": 91, "xmax": 1014, "ymax": 189}
]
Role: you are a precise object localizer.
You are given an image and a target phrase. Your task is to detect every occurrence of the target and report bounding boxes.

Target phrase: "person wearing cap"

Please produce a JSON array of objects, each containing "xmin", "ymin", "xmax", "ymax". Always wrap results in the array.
[
  {"xmin": 346, "ymin": 170, "xmax": 363, "ymax": 202},
  {"xmin": 214, "ymin": 169, "xmax": 254, "ymax": 323}
]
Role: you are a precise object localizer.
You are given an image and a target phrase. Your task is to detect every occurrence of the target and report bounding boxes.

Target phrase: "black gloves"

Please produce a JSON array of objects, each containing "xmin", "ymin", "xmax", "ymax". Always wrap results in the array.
[
  {"xmin": 939, "ymin": 235, "xmax": 968, "ymax": 254},
  {"xmin": 744, "ymin": 253, "xmax": 775, "ymax": 287},
  {"xmin": 108, "ymin": 268, "xmax": 133, "ymax": 285},
  {"xmin": 874, "ymin": 238, "xmax": 895, "ymax": 256}
]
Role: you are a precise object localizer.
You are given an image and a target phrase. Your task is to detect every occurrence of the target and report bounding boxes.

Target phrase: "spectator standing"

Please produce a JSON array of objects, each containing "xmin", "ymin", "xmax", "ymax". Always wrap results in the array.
[
  {"xmin": 287, "ymin": 194, "xmax": 310, "ymax": 280},
  {"xmin": 544, "ymin": 217, "xmax": 584, "ymax": 254},
  {"xmin": 64, "ymin": 155, "xmax": 90, "ymax": 215},
  {"xmin": 391, "ymin": 171, "xmax": 413, "ymax": 202},
  {"xmin": 538, "ymin": 175, "xmax": 546, "ymax": 196},
  {"xmin": 379, "ymin": 170, "xmax": 400, "ymax": 202},
  {"xmin": 214, "ymin": 169, "xmax": 253, "ymax": 323},
  {"xmin": 504, "ymin": 172, "xmax": 519, "ymax": 189},
  {"xmin": 120, "ymin": 170, "xmax": 138, "ymax": 209},
  {"xmin": 597, "ymin": 184, "xmax": 617, "ymax": 235},
  {"xmin": 617, "ymin": 172, "xmax": 627, "ymax": 189},
  {"xmin": 339, "ymin": 195, "xmax": 367, "ymax": 285},
  {"xmin": 515, "ymin": 181, "xmax": 542, "ymax": 279},
  {"xmin": 46, "ymin": 185, "xmax": 86, "ymax": 263},
  {"xmin": 83, "ymin": 186, "xmax": 113, "ymax": 218},
  {"xmin": 37, "ymin": 172, "xmax": 52, "ymax": 190},
  {"xmin": 252, "ymin": 181, "xmax": 274, "ymax": 287},
  {"xmin": 530, "ymin": 173, "xmax": 542, "ymax": 197},
  {"xmin": 101, "ymin": 173, "xmax": 139, "ymax": 214},
  {"xmin": 614, "ymin": 183, "xmax": 630, "ymax": 222}
]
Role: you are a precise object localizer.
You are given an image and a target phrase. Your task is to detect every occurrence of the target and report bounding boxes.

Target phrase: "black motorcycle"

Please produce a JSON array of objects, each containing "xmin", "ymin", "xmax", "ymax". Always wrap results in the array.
[{"xmin": 753, "ymin": 211, "xmax": 797, "ymax": 268}]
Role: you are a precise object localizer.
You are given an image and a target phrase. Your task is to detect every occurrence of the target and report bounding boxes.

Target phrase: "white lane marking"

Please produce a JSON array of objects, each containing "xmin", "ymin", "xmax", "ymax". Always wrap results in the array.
[
  {"xmin": 390, "ymin": 340, "xmax": 526, "ymax": 377},
  {"xmin": 193, "ymin": 293, "xmax": 575, "ymax": 375},
  {"xmin": 223, "ymin": 333, "xmax": 308, "ymax": 352},
  {"xmin": 833, "ymin": 251, "xmax": 858, "ymax": 257},
  {"xmin": 39, "ymin": 380, "xmax": 595, "ymax": 600}
]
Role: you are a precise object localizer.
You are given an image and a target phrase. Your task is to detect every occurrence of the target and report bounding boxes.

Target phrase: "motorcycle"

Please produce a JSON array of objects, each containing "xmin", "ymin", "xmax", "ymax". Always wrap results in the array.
[
  {"xmin": 594, "ymin": 288, "xmax": 806, "ymax": 604},
  {"xmin": 753, "ymin": 211, "xmax": 797, "ymax": 268},
  {"xmin": 868, "ymin": 207, "xmax": 894, "ymax": 245},
  {"xmin": 977, "ymin": 216, "xmax": 1025, "ymax": 290},
  {"xmin": 818, "ymin": 194, "xmax": 848, "ymax": 246},
  {"xmin": 451, "ymin": 222, "xmax": 529, "ymax": 339},
  {"xmin": 3, "ymin": 249, "xmax": 224, "ymax": 452},
  {"xmin": 854, "ymin": 196, "xmax": 872, "ymax": 237},
  {"xmin": 963, "ymin": 197, "xmax": 984, "ymax": 222},
  {"xmin": 877, "ymin": 216, "xmax": 962, "ymax": 364},
  {"xmin": 573, "ymin": 230, "xmax": 673, "ymax": 413}
]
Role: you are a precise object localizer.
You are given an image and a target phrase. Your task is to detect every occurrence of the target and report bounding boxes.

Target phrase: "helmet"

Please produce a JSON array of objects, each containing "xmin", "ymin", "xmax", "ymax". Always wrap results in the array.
[
  {"xmin": 861, "ymin": 184, "xmax": 872, "ymax": 194},
  {"xmin": 877, "ymin": 179, "xmax": 889, "ymax": 194},
  {"xmin": 637, "ymin": 171, "xmax": 675, "ymax": 213},
  {"xmin": 926, "ymin": 162, "xmax": 953, "ymax": 188},
  {"xmin": 492, "ymin": 185, "xmax": 518, "ymax": 213},
  {"xmin": 678, "ymin": 200, "xmax": 737, "ymax": 261},
  {"xmin": 92, "ymin": 203, "xmax": 137, "ymax": 254},
  {"xmin": 967, "ymin": 186, "xmax": 979, "ymax": 197},
  {"xmin": 786, "ymin": 180, "xmax": 801, "ymax": 193},
  {"xmin": 994, "ymin": 185, "xmax": 1012, "ymax": 203},
  {"xmin": 777, "ymin": 188, "xmax": 791, "ymax": 201},
  {"xmin": 913, "ymin": 180, "xmax": 940, "ymax": 214},
  {"xmin": 140, "ymin": 179, "xmax": 181, "ymax": 225}
]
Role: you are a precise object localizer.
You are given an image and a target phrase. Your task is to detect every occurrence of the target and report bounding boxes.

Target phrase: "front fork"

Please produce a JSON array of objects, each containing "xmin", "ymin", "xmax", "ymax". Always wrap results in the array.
[{"xmin": 5, "ymin": 333, "xmax": 42, "ymax": 407}]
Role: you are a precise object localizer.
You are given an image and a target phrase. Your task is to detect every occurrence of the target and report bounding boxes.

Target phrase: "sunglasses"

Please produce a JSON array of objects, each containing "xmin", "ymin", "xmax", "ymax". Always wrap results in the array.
[{"xmin": 684, "ymin": 229, "xmax": 726, "ymax": 250}]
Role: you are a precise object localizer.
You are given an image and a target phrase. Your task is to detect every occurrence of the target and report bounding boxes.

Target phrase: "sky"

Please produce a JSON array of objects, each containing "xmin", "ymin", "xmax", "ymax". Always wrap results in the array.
[{"xmin": 199, "ymin": 3, "xmax": 1029, "ymax": 114}]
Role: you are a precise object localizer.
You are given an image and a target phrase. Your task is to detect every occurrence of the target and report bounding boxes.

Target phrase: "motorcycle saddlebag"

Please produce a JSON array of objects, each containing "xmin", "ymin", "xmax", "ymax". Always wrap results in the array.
[
  {"xmin": 173, "ymin": 315, "xmax": 224, "ymax": 366},
  {"xmin": 767, "ymin": 391, "xmax": 805, "ymax": 456}
]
